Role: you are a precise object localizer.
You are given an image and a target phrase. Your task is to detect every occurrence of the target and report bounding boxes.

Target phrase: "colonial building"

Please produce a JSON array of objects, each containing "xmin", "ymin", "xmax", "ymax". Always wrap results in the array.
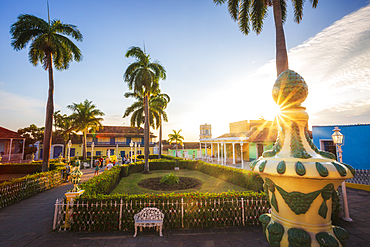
[
  {"xmin": 66, "ymin": 126, "xmax": 156, "ymax": 159},
  {"xmin": 0, "ymin": 126, "xmax": 25, "ymax": 162},
  {"xmin": 199, "ymin": 120, "xmax": 278, "ymax": 164},
  {"xmin": 312, "ymin": 124, "xmax": 370, "ymax": 170},
  {"xmin": 165, "ymin": 142, "xmax": 200, "ymax": 159}
]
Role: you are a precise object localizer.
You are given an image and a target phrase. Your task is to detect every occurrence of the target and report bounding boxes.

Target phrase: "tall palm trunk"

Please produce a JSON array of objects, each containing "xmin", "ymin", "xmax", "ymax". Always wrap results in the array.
[
  {"xmin": 175, "ymin": 143, "xmax": 178, "ymax": 157},
  {"xmin": 143, "ymin": 94, "xmax": 150, "ymax": 173},
  {"xmin": 158, "ymin": 117, "xmax": 162, "ymax": 159},
  {"xmin": 273, "ymin": 0, "xmax": 289, "ymax": 76},
  {"xmin": 83, "ymin": 129, "xmax": 87, "ymax": 160},
  {"xmin": 42, "ymin": 53, "xmax": 54, "ymax": 172}
]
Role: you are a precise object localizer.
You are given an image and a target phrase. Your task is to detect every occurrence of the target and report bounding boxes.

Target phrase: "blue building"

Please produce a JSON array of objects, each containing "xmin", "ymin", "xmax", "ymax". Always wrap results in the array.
[{"xmin": 312, "ymin": 124, "xmax": 370, "ymax": 170}]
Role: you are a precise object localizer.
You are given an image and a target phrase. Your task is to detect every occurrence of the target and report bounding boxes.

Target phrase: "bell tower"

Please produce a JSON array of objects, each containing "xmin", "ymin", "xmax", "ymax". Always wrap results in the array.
[{"xmin": 200, "ymin": 123, "xmax": 212, "ymax": 140}]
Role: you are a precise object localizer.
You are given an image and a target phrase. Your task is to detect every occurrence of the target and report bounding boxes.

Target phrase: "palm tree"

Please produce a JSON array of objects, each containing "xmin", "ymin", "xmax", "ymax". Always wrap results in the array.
[
  {"xmin": 54, "ymin": 113, "xmax": 77, "ymax": 157},
  {"xmin": 123, "ymin": 91, "xmax": 168, "ymax": 130},
  {"xmin": 168, "ymin": 130, "xmax": 184, "ymax": 157},
  {"xmin": 155, "ymin": 92, "xmax": 170, "ymax": 159},
  {"xmin": 10, "ymin": 14, "xmax": 83, "ymax": 171},
  {"xmin": 67, "ymin": 99, "xmax": 104, "ymax": 160},
  {"xmin": 213, "ymin": 0, "xmax": 318, "ymax": 76},
  {"xmin": 123, "ymin": 46, "xmax": 166, "ymax": 173}
]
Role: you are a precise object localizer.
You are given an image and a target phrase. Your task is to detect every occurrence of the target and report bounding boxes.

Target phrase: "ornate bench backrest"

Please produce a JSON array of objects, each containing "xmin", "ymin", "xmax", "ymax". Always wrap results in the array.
[{"xmin": 134, "ymin": 207, "xmax": 164, "ymax": 221}]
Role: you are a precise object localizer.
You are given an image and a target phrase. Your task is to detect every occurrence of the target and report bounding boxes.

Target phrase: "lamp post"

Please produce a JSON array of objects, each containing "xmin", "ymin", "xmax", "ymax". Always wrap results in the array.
[
  {"xmin": 130, "ymin": 141, "xmax": 133, "ymax": 163},
  {"xmin": 134, "ymin": 142, "xmax": 137, "ymax": 163},
  {"xmin": 67, "ymin": 140, "xmax": 72, "ymax": 162},
  {"xmin": 138, "ymin": 144, "xmax": 141, "ymax": 156},
  {"xmin": 90, "ymin": 142, "xmax": 94, "ymax": 168},
  {"xmin": 332, "ymin": 126, "xmax": 353, "ymax": 222}
]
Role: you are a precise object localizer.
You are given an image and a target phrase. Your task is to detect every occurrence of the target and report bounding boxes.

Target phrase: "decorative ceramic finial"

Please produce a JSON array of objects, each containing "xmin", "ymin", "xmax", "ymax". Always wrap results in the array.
[{"xmin": 272, "ymin": 69, "xmax": 308, "ymax": 108}]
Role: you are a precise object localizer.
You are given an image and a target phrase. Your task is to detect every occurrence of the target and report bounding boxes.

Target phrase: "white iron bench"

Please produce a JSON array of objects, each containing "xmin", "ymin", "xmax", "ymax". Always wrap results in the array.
[
  {"xmin": 133, "ymin": 207, "xmax": 164, "ymax": 237},
  {"xmin": 82, "ymin": 162, "xmax": 90, "ymax": 169}
]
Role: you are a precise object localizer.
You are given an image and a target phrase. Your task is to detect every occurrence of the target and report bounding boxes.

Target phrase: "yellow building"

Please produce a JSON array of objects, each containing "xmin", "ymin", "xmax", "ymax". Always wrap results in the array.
[{"xmin": 66, "ymin": 126, "xmax": 156, "ymax": 159}]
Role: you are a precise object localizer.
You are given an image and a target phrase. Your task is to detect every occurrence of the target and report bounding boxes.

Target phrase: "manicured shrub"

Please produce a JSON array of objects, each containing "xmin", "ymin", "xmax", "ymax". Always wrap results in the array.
[
  {"xmin": 160, "ymin": 173, "xmax": 179, "ymax": 185},
  {"xmin": 64, "ymin": 159, "xmax": 268, "ymax": 231},
  {"xmin": 0, "ymin": 167, "xmax": 65, "ymax": 208}
]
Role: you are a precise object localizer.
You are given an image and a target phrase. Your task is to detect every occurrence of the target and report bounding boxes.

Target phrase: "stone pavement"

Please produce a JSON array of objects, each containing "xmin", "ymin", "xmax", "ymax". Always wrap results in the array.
[{"xmin": 0, "ymin": 168, "xmax": 369, "ymax": 246}]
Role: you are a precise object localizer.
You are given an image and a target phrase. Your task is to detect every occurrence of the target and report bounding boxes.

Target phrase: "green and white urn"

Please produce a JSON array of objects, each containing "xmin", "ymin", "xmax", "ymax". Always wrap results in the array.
[
  {"xmin": 70, "ymin": 166, "xmax": 83, "ymax": 192},
  {"xmin": 253, "ymin": 70, "xmax": 355, "ymax": 247}
]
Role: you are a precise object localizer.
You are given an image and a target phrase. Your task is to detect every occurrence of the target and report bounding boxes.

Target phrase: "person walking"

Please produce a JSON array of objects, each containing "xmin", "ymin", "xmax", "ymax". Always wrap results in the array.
[{"xmin": 94, "ymin": 159, "xmax": 100, "ymax": 176}]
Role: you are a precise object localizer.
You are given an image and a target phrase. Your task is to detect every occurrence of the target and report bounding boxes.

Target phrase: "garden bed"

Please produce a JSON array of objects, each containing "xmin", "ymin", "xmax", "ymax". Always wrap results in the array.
[{"xmin": 111, "ymin": 170, "xmax": 247, "ymax": 194}]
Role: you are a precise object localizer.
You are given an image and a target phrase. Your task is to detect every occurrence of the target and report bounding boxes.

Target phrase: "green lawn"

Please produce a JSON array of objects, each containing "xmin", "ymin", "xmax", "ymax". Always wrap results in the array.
[{"xmin": 110, "ymin": 169, "xmax": 247, "ymax": 195}]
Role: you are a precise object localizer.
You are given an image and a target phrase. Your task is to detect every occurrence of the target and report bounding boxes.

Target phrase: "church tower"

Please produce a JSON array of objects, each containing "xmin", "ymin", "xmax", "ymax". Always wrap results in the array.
[{"xmin": 200, "ymin": 123, "xmax": 212, "ymax": 139}]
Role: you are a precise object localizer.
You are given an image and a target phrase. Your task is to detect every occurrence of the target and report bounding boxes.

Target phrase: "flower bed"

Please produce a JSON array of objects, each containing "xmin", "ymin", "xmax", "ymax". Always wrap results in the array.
[{"xmin": 59, "ymin": 159, "xmax": 269, "ymax": 231}]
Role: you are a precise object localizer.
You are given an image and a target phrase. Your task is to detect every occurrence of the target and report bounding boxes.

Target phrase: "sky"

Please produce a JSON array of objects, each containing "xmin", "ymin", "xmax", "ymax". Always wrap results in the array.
[{"xmin": 0, "ymin": 0, "xmax": 369, "ymax": 142}]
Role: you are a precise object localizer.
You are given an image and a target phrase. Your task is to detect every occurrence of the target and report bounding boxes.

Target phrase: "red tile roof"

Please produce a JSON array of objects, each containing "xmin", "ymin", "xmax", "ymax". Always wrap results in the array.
[
  {"xmin": 0, "ymin": 126, "xmax": 23, "ymax": 139},
  {"xmin": 248, "ymin": 128, "xmax": 278, "ymax": 143},
  {"xmin": 88, "ymin": 126, "xmax": 156, "ymax": 138}
]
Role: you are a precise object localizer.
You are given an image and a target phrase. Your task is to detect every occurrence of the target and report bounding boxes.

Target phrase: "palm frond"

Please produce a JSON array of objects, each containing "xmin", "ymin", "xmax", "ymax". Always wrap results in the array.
[
  {"xmin": 251, "ymin": 0, "xmax": 268, "ymax": 34},
  {"xmin": 125, "ymin": 46, "xmax": 147, "ymax": 62},
  {"xmin": 292, "ymin": 0, "xmax": 304, "ymax": 23},
  {"xmin": 213, "ymin": 0, "xmax": 227, "ymax": 4},
  {"xmin": 228, "ymin": 0, "xmax": 240, "ymax": 21},
  {"xmin": 238, "ymin": 0, "xmax": 251, "ymax": 35},
  {"xmin": 310, "ymin": 0, "xmax": 318, "ymax": 8},
  {"xmin": 52, "ymin": 20, "xmax": 83, "ymax": 41},
  {"xmin": 280, "ymin": 0, "xmax": 287, "ymax": 24}
]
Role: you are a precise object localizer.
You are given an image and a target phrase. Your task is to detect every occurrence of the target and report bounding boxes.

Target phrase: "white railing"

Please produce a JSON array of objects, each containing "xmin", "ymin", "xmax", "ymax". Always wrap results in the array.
[
  {"xmin": 0, "ymin": 172, "xmax": 63, "ymax": 208},
  {"xmin": 346, "ymin": 169, "xmax": 370, "ymax": 185},
  {"xmin": 1, "ymin": 153, "xmax": 23, "ymax": 162},
  {"xmin": 53, "ymin": 197, "xmax": 270, "ymax": 231}
]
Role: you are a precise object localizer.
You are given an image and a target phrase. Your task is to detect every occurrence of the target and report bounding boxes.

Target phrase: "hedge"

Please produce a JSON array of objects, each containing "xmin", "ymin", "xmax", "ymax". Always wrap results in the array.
[
  {"xmin": 63, "ymin": 159, "xmax": 269, "ymax": 231},
  {"xmin": 0, "ymin": 159, "xmax": 62, "ymax": 175},
  {"xmin": 0, "ymin": 167, "xmax": 66, "ymax": 208}
]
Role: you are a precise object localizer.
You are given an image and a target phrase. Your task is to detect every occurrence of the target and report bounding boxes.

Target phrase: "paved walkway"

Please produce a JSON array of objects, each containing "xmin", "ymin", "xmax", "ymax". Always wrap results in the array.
[{"xmin": 0, "ymin": 168, "xmax": 369, "ymax": 246}]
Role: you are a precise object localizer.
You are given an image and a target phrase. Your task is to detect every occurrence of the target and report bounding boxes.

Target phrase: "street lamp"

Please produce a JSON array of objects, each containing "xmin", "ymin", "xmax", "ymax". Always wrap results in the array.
[
  {"xmin": 138, "ymin": 144, "xmax": 141, "ymax": 156},
  {"xmin": 332, "ymin": 126, "xmax": 353, "ymax": 222},
  {"xmin": 67, "ymin": 140, "xmax": 72, "ymax": 162},
  {"xmin": 90, "ymin": 142, "xmax": 94, "ymax": 168},
  {"xmin": 134, "ymin": 142, "xmax": 137, "ymax": 163},
  {"xmin": 130, "ymin": 141, "xmax": 133, "ymax": 163}
]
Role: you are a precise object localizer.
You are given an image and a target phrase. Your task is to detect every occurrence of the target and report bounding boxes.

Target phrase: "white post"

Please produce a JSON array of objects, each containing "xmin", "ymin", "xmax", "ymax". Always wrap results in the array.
[
  {"xmin": 134, "ymin": 142, "xmax": 137, "ymax": 163},
  {"xmin": 241, "ymin": 198, "xmax": 245, "ymax": 226},
  {"xmin": 204, "ymin": 143, "xmax": 207, "ymax": 159},
  {"xmin": 232, "ymin": 143, "xmax": 235, "ymax": 164},
  {"xmin": 8, "ymin": 138, "xmax": 13, "ymax": 161},
  {"xmin": 130, "ymin": 143, "xmax": 133, "ymax": 163},
  {"xmin": 90, "ymin": 142, "xmax": 94, "ymax": 168},
  {"xmin": 119, "ymin": 198, "xmax": 123, "ymax": 230},
  {"xmin": 211, "ymin": 143, "xmax": 213, "ymax": 162},
  {"xmin": 220, "ymin": 143, "xmax": 223, "ymax": 165},
  {"xmin": 240, "ymin": 142, "xmax": 244, "ymax": 169},
  {"xmin": 224, "ymin": 143, "xmax": 227, "ymax": 165},
  {"xmin": 67, "ymin": 140, "xmax": 72, "ymax": 163},
  {"xmin": 53, "ymin": 198, "xmax": 59, "ymax": 230},
  {"xmin": 217, "ymin": 143, "xmax": 220, "ymax": 162},
  {"xmin": 116, "ymin": 143, "xmax": 119, "ymax": 157},
  {"xmin": 22, "ymin": 138, "xmax": 25, "ymax": 161},
  {"xmin": 199, "ymin": 142, "xmax": 202, "ymax": 160},
  {"xmin": 181, "ymin": 198, "xmax": 184, "ymax": 228},
  {"xmin": 338, "ymin": 144, "xmax": 352, "ymax": 222}
]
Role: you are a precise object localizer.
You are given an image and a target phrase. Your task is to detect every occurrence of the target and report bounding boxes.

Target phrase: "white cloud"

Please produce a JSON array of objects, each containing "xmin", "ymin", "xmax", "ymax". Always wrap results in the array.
[
  {"xmin": 229, "ymin": 4, "xmax": 370, "ymax": 128},
  {"xmin": 0, "ymin": 90, "xmax": 47, "ymax": 130},
  {"xmin": 0, "ymin": 90, "xmax": 45, "ymax": 115}
]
